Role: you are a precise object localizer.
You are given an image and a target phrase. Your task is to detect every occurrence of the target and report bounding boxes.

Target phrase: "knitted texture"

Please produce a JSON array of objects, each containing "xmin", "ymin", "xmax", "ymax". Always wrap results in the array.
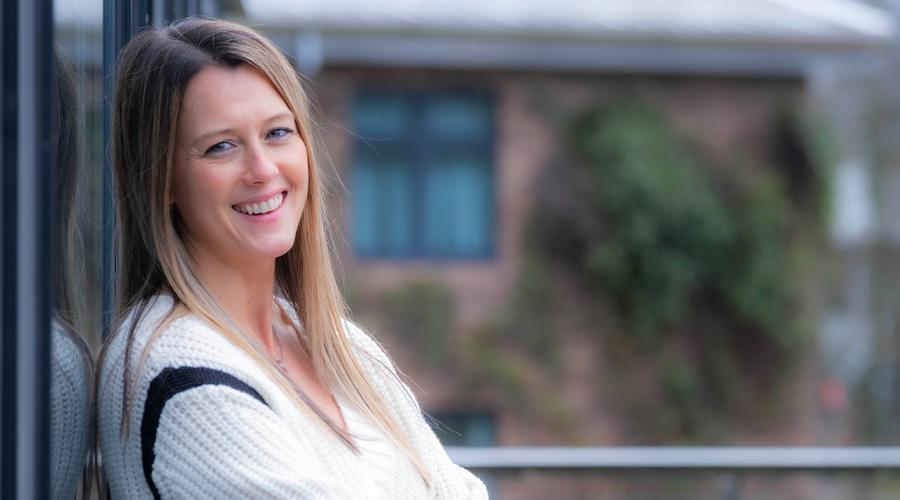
[
  {"xmin": 98, "ymin": 295, "xmax": 488, "ymax": 499},
  {"xmin": 337, "ymin": 396, "xmax": 395, "ymax": 500},
  {"xmin": 50, "ymin": 322, "xmax": 92, "ymax": 500}
]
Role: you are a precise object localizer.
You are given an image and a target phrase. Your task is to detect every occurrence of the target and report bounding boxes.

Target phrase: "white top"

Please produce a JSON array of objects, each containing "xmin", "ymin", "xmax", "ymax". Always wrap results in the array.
[
  {"xmin": 98, "ymin": 295, "xmax": 487, "ymax": 499},
  {"xmin": 337, "ymin": 396, "xmax": 395, "ymax": 500}
]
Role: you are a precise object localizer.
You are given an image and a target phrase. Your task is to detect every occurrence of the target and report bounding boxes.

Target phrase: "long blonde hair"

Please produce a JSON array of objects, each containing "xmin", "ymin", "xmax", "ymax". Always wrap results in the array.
[{"xmin": 103, "ymin": 17, "xmax": 429, "ymax": 484}]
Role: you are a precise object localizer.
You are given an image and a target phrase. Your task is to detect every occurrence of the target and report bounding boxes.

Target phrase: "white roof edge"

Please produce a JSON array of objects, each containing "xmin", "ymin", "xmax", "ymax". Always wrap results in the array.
[
  {"xmin": 276, "ymin": 32, "xmax": 881, "ymax": 78},
  {"xmin": 242, "ymin": 0, "xmax": 896, "ymax": 49},
  {"xmin": 766, "ymin": 0, "xmax": 895, "ymax": 41}
]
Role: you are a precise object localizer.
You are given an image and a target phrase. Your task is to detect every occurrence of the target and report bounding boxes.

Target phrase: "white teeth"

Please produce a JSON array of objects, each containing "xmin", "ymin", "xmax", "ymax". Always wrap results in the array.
[{"xmin": 235, "ymin": 193, "xmax": 284, "ymax": 215}]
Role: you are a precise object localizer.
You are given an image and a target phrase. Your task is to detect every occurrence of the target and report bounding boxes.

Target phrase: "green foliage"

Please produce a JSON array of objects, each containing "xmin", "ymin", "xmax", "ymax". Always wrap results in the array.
[
  {"xmin": 376, "ymin": 274, "xmax": 574, "ymax": 435},
  {"xmin": 459, "ymin": 325, "xmax": 577, "ymax": 436},
  {"xmin": 539, "ymin": 102, "xmax": 810, "ymax": 347},
  {"xmin": 770, "ymin": 107, "xmax": 835, "ymax": 229},
  {"xmin": 485, "ymin": 250, "xmax": 559, "ymax": 367},
  {"xmin": 658, "ymin": 354, "xmax": 705, "ymax": 438},
  {"xmin": 716, "ymin": 172, "xmax": 799, "ymax": 347},
  {"xmin": 381, "ymin": 281, "xmax": 455, "ymax": 365},
  {"xmin": 533, "ymin": 101, "xmax": 827, "ymax": 441},
  {"xmin": 461, "ymin": 329, "xmax": 532, "ymax": 407},
  {"xmin": 568, "ymin": 104, "xmax": 733, "ymax": 338}
]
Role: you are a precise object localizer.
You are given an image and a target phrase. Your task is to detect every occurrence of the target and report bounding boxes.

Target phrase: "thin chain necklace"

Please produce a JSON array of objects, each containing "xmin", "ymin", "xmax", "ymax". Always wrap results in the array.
[
  {"xmin": 272, "ymin": 302, "xmax": 306, "ymax": 376},
  {"xmin": 271, "ymin": 301, "xmax": 290, "ymax": 375},
  {"xmin": 272, "ymin": 325, "xmax": 289, "ymax": 375}
]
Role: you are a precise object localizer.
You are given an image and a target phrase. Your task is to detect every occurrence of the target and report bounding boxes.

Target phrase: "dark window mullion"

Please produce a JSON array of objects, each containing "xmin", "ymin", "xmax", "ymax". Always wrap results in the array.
[
  {"xmin": 14, "ymin": 0, "xmax": 54, "ymax": 498},
  {"xmin": 485, "ymin": 92, "xmax": 496, "ymax": 258},
  {"xmin": 0, "ymin": 0, "xmax": 18, "ymax": 495},
  {"xmin": 411, "ymin": 91, "xmax": 429, "ymax": 258}
]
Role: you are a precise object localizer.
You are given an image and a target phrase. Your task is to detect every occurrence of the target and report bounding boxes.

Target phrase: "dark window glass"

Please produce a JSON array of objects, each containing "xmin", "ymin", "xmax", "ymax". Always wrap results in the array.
[
  {"xmin": 352, "ymin": 91, "xmax": 494, "ymax": 259},
  {"xmin": 429, "ymin": 410, "xmax": 495, "ymax": 447}
]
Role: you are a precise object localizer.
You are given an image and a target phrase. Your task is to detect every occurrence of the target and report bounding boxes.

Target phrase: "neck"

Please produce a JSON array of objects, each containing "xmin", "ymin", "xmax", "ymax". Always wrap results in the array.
[{"xmin": 190, "ymin": 248, "xmax": 279, "ymax": 351}]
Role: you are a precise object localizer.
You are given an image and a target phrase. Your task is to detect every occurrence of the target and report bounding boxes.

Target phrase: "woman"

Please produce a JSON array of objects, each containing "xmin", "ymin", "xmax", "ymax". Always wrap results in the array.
[{"xmin": 97, "ymin": 17, "xmax": 487, "ymax": 499}]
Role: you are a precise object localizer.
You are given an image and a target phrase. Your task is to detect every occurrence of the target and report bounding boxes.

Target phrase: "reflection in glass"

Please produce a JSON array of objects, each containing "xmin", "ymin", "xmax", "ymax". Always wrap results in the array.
[
  {"xmin": 51, "ymin": 45, "xmax": 94, "ymax": 500},
  {"xmin": 52, "ymin": 0, "xmax": 103, "ymax": 497}
]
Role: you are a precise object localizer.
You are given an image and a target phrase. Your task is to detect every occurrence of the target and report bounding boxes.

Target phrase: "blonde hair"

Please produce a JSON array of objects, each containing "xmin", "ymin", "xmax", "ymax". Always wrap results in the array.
[{"xmin": 102, "ymin": 17, "xmax": 429, "ymax": 484}]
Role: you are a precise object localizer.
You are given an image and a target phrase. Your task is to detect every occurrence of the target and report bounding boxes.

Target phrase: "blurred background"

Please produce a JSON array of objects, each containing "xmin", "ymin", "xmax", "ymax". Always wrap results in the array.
[{"xmin": 13, "ymin": 0, "xmax": 900, "ymax": 498}]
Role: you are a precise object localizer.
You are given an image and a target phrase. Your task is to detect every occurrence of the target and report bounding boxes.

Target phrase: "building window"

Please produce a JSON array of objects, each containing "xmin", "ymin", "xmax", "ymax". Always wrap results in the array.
[
  {"xmin": 429, "ymin": 410, "xmax": 496, "ymax": 494},
  {"xmin": 429, "ymin": 410, "xmax": 495, "ymax": 447},
  {"xmin": 352, "ymin": 90, "xmax": 494, "ymax": 259}
]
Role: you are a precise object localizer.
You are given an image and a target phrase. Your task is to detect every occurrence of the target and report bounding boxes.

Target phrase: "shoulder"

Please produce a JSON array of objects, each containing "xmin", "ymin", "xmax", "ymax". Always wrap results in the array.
[
  {"xmin": 104, "ymin": 295, "xmax": 257, "ymax": 378},
  {"xmin": 99, "ymin": 294, "xmax": 275, "ymax": 424},
  {"xmin": 98, "ymin": 295, "xmax": 287, "ymax": 497}
]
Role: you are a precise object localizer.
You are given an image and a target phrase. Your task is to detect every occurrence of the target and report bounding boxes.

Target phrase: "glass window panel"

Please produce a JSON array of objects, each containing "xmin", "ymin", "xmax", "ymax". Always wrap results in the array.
[
  {"xmin": 52, "ymin": 0, "xmax": 103, "ymax": 497},
  {"xmin": 352, "ymin": 158, "xmax": 379, "ymax": 254},
  {"xmin": 464, "ymin": 417, "xmax": 495, "ymax": 447},
  {"xmin": 353, "ymin": 153, "xmax": 414, "ymax": 255},
  {"xmin": 354, "ymin": 94, "xmax": 414, "ymax": 139},
  {"xmin": 353, "ymin": 91, "xmax": 493, "ymax": 258},
  {"xmin": 422, "ymin": 162, "xmax": 453, "ymax": 254},
  {"xmin": 430, "ymin": 411, "xmax": 495, "ymax": 447},
  {"xmin": 423, "ymin": 95, "xmax": 490, "ymax": 142},
  {"xmin": 423, "ymin": 154, "xmax": 490, "ymax": 256},
  {"xmin": 380, "ymin": 160, "xmax": 414, "ymax": 254}
]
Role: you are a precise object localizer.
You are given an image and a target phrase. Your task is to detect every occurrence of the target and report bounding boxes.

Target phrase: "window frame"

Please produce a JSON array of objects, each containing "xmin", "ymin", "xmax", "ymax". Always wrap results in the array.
[
  {"xmin": 1, "ymin": 0, "xmax": 54, "ymax": 497},
  {"xmin": 351, "ymin": 87, "xmax": 497, "ymax": 262}
]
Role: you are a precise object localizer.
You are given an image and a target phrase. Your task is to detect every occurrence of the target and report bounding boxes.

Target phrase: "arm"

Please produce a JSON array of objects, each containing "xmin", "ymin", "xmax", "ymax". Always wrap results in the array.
[{"xmin": 144, "ymin": 367, "xmax": 353, "ymax": 500}]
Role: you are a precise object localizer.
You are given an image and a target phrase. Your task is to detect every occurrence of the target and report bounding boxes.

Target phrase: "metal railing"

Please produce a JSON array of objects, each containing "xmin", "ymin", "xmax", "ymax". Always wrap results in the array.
[
  {"xmin": 445, "ymin": 447, "xmax": 900, "ymax": 499},
  {"xmin": 446, "ymin": 447, "xmax": 900, "ymax": 471}
]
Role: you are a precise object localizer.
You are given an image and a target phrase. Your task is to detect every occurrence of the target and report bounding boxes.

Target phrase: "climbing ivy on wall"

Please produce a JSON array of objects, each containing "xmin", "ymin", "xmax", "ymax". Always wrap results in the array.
[{"xmin": 531, "ymin": 101, "xmax": 828, "ymax": 440}]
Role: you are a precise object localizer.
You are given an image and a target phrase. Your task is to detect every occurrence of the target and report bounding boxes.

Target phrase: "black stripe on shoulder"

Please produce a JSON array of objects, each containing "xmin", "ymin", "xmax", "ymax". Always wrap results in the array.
[{"xmin": 140, "ymin": 366, "xmax": 268, "ymax": 500}]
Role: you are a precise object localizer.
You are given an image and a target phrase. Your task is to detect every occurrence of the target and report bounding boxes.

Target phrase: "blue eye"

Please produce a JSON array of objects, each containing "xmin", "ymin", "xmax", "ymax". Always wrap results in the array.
[
  {"xmin": 205, "ymin": 141, "xmax": 234, "ymax": 156},
  {"xmin": 267, "ymin": 127, "xmax": 293, "ymax": 140}
]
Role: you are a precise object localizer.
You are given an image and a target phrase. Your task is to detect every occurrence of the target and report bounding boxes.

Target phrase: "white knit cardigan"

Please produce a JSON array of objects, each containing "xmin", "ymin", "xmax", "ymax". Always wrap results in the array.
[{"xmin": 98, "ymin": 295, "xmax": 488, "ymax": 499}]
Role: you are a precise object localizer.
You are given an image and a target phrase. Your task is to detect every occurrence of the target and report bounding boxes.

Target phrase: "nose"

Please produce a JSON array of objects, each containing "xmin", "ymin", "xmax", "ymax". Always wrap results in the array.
[{"xmin": 242, "ymin": 142, "xmax": 279, "ymax": 184}]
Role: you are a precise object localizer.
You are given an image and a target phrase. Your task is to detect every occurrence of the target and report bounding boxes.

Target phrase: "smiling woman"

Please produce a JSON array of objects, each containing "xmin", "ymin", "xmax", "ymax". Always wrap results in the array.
[{"xmin": 96, "ymin": 17, "xmax": 487, "ymax": 499}]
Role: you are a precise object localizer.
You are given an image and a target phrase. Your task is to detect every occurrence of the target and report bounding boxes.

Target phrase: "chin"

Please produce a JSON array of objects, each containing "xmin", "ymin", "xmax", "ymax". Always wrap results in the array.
[
  {"xmin": 273, "ymin": 246, "xmax": 295, "ymax": 259},
  {"xmin": 238, "ymin": 227, "xmax": 299, "ymax": 260},
  {"xmin": 256, "ymin": 239, "xmax": 297, "ymax": 259}
]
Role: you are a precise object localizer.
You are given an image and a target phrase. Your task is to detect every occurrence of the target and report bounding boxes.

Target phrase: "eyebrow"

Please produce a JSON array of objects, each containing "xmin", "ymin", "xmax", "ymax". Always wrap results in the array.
[{"xmin": 189, "ymin": 111, "xmax": 295, "ymax": 148}]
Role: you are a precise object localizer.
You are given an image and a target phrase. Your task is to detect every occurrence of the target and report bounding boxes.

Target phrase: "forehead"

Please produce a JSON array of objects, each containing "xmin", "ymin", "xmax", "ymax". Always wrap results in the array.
[{"xmin": 178, "ymin": 64, "xmax": 291, "ymax": 134}]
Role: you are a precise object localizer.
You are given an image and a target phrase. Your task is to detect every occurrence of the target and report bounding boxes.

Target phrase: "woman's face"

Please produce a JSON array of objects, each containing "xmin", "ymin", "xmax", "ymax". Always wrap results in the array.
[{"xmin": 173, "ymin": 64, "xmax": 308, "ymax": 267}]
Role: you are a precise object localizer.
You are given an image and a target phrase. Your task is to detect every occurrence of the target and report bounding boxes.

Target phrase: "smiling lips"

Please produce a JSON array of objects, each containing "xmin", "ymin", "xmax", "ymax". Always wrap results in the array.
[{"xmin": 233, "ymin": 191, "xmax": 286, "ymax": 215}]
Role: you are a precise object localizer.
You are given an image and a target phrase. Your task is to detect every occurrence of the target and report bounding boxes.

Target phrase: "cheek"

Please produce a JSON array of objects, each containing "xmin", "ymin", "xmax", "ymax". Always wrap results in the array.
[
  {"xmin": 173, "ymin": 159, "xmax": 201, "ymax": 208},
  {"xmin": 174, "ymin": 164, "xmax": 231, "ymax": 225},
  {"xmin": 173, "ymin": 186, "xmax": 208, "ymax": 239},
  {"xmin": 300, "ymin": 163, "xmax": 309, "ymax": 193},
  {"xmin": 284, "ymin": 148, "xmax": 310, "ymax": 205},
  {"xmin": 298, "ymin": 163, "xmax": 310, "ymax": 213}
]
